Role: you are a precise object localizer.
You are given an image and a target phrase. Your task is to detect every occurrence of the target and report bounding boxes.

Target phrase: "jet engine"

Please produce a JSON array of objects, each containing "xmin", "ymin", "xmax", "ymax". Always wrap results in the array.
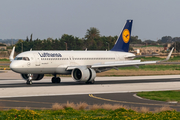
[
  {"xmin": 72, "ymin": 67, "xmax": 96, "ymax": 82},
  {"xmin": 21, "ymin": 74, "xmax": 44, "ymax": 81}
]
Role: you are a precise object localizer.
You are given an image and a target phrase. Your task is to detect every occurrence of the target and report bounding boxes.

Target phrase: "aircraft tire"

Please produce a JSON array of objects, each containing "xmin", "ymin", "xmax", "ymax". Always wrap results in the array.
[
  {"xmin": 26, "ymin": 80, "xmax": 32, "ymax": 85},
  {"xmin": 85, "ymin": 79, "xmax": 95, "ymax": 84},
  {"xmin": 56, "ymin": 77, "xmax": 61, "ymax": 83},
  {"xmin": 52, "ymin": 77, "xmax": 56, "ymax": 83},
  {"xmin": 90, "ymin": 79, "xmax": 95, "ymax": 84}
]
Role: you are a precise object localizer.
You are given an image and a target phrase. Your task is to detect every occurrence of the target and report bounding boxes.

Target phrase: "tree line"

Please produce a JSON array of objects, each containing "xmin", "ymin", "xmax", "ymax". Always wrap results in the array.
[
  {"xmin": 15, "ymin": 27, "xmax": 119, "ymax": 53},
  {"xmin": 13, "ymin": 27, "xmax": 180, "ymax": 53},
  {"xmin": 15, "ymin": 35, "xmax": 118, "ymax": 53}
]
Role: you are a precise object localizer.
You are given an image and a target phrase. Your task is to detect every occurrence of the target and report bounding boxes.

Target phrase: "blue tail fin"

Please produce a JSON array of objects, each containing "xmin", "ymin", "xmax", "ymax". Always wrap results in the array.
[{"xmin": 111, "ymin": 20, "xmax": 133, "ymax": 52}]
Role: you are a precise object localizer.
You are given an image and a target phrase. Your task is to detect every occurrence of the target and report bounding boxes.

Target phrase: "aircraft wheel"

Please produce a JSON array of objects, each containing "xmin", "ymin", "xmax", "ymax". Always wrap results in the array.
[
  {"xmin": 90, "ymin": 79, "xmax": 95, "ymax": 84},
  {"xmin": 56, "ymin": 77, "xmax": 61, "ymax": 83},
  {"xmin": 26, "ymin": 80, "xmax": 32, "ymax": 85},
  {"xmin": 52, "ymin": 77, "xmax": 61, "ymax": 83},
  {"xmin": 86, "ymin": 79, "xmax": 95, "ymax": 84},
  {"xmin": 52, "ymin": 77, "xmax": 56, "ymax": 83}
]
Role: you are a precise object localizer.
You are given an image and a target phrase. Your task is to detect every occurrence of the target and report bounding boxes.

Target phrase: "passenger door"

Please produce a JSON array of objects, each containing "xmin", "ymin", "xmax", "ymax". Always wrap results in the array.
[{"xmin": 34, "ymin": 53, "xmax": 40, "ymax": 66}]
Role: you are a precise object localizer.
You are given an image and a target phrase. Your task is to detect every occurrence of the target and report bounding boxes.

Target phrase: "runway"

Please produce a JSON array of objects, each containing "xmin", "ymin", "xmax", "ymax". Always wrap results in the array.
[
  {"xmin": 1, "ymin": 70, "xmax": 180, "ymax": 110},
  {"xmin": 0, "ymin": 63, "xmax": 9, "ymax": 66}
]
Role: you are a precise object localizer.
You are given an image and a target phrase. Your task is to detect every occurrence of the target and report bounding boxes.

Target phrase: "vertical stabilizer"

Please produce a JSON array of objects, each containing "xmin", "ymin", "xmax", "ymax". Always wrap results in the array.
[
  {"xmin": 111, "ymin": 20, "xmax": 133, "ymax": 52},
  {"xmin": 9, "ymin": 46, "xmax": 15, "ymax": 61}
]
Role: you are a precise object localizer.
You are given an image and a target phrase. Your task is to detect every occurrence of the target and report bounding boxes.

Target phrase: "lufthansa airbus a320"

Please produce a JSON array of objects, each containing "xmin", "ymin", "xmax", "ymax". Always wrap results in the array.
[{"xmin": 9, "ymin": 20, "xmax": 174, "ymax": 85}]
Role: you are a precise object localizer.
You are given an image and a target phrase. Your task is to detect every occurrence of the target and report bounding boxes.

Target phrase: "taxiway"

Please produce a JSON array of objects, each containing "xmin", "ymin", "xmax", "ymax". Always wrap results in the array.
[{"xmin": 1, "ymin": 70, "xmax": 180, "ymax": 110}]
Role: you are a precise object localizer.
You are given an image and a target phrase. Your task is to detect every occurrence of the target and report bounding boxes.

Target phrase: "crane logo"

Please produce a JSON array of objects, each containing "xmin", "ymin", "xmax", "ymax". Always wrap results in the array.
[{"xmin": 122, "ymin": 29, "xmax": 130, "ymax": 43}]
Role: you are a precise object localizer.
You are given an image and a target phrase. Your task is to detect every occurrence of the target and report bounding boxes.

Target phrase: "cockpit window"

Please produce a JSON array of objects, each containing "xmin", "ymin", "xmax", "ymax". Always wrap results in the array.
[{"xmin": 14, "ymin": 57, "xmax": 30, "ymax": 61}]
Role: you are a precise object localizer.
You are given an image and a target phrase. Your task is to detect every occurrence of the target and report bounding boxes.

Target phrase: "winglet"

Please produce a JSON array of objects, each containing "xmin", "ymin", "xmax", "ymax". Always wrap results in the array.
[
  {"xmin": 165, "ymin": 47, "xmax": 174, "ymax": 61},
  {"xmin": 159, "ymin": 47, "xmax": 174, "ymax": 62},
  {"xmin": 9, "ymin": 46, "xmax": 15, "ymax": 62}
]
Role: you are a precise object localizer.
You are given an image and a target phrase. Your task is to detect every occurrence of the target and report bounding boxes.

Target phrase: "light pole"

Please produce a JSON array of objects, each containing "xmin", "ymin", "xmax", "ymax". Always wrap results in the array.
[
  {"xmin": 106, "ymin": 42, "xmax": 109, "ymax": 50},
  {"xmin": 64, "ymin": 42, "xmax": 67, "ymax": 50}
]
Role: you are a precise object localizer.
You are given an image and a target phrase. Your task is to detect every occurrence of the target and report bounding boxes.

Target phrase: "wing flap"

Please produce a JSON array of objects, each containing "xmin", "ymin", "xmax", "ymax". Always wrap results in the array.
[{"xmin": 91, "ymin": 60, "xmax": 156, "ymax": 69}]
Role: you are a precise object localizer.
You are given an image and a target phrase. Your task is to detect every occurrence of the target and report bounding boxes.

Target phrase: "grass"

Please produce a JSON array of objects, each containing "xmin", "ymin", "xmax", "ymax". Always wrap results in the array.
[
  {"xmin": 0, "ymin": 103, "xmax": 178, "ymax": 119},
  {"xmin": 137, "ymin": 91, "xmax": 180, "ymax": 102},
  {"xmin": 137, "ymin": 45, "xmax": 164, "ymax": 47},
  {"xmin": 134, "ymin": 56, "xmax": 180, "ymax": 62},
  {"xmin": 118, "ymin": 64, "xmax": 180, "ymax": 71},
  {"xmin": 51, "ymin": 102, "xmax": 174, "ymax": 112},
  {"xmin": 169, "ymin": 56, "xmax": 180, "ymax": 62},
  {"xmin": 0, "ymin": 66, "xmax": 10, "ymax": 70},
  {"xmin": 0, "ymin": 59, "xmax": 10, "ymax": 62},
  {"xmin": 97, "ymin": 64, "xmax": 180, "ymax": 76},
  {"xmin": 134, "ymin": 56, "xmax": 164, "ymax": 61},
  {"xmin": 98, "ymin": 70, "xmax": 180, "ymax": 76}
]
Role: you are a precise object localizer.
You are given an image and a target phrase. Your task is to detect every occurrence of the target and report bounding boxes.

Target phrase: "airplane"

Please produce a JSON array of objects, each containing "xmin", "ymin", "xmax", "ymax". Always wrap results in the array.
[{"xmin": 9, "ymin": 20, "xmax": 174, "ymax": 85}]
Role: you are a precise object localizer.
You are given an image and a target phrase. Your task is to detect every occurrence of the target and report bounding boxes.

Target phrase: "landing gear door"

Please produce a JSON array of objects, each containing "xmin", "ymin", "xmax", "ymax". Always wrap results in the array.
[{"xmin": 34, "ymin": 53, "xmax": 40, "ymax": 66}]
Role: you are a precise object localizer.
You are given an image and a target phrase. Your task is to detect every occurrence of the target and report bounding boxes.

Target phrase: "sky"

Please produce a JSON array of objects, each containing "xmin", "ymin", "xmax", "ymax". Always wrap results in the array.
[{"xmin": 0, "ymin": 0, "xmax": 180, "ymax": 41}]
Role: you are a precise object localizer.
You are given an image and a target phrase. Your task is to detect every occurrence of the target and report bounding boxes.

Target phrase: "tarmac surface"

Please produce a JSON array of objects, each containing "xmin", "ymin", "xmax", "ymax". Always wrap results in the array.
[
  {"xmin": 1, "ymin": 70, "xmax": 180, "ymax": 110},
  {"xmin": 0, "ymin": 63, "xmax": 9, "ymax": 66}
]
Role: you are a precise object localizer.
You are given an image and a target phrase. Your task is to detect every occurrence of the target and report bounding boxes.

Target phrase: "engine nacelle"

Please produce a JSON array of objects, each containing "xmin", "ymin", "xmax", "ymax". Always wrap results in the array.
[
  {"xmin": 72, "ymin": 67, "xmax": 96, "ymax": 82},
  {"xmin": 21, "ymin": 74, "xmax": 44, "ymax": 81}
]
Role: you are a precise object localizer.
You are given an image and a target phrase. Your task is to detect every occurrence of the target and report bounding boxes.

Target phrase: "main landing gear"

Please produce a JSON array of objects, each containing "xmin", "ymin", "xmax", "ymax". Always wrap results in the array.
[
  {"xmin": 51, "ymin": 74, "xmax": 61, "ymax": 83},
  {"xmin": 26, "ymin": 74, "xmax": 33, "ymax": 85},
  {"xmin": 85, "ymin": 79, "xmax": 95, "ymax": 84}
]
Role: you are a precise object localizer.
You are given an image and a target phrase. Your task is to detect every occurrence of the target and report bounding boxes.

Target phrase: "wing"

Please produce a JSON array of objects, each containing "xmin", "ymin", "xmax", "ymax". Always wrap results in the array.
[
  {"xmin": 91, "ymin": 60, "xmax": 156, "ymax": 69},
  {"xmin": 66, "ymin": 47, "xmax": 174, "ymax": 71},
  {"xmin": 66, "ymin": 60, "xmax": 156, "ymax": 71}
]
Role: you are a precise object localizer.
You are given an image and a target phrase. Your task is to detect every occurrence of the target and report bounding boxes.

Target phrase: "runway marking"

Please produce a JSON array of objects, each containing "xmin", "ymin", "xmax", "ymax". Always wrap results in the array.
[
  {"xmin": 0, "ymin": 99, "xmax": 52, "ymax": 105},
  {"xmin": 89, "ymin": 94, "xmax": 180, "ymax": 107}
]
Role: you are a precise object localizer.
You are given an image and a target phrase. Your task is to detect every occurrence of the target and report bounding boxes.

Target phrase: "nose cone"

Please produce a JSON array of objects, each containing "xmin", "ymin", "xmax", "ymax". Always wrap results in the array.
[{"xmin": 10, "ymin": 61, "xmax": 21, "ymax": 73}]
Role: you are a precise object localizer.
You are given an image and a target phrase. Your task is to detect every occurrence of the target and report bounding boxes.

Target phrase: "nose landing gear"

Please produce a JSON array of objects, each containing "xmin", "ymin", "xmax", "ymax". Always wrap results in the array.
[
  {"xmin": 51, "ymin": 74, "xmax": 61, "ymax": 83},
  {"xmin": 26, "ymin": 74, "xmax": 33, "ymax": 85}
]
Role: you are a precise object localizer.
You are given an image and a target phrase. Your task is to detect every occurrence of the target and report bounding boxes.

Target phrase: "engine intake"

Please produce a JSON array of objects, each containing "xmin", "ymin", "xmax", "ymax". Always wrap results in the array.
[
  {"xmin": 72, "ymin": 67, "xmax": 96, "ymax": 82},
  {"xmin": 21, "ymin": 74, "xmax": 44, "ymax": 81}
]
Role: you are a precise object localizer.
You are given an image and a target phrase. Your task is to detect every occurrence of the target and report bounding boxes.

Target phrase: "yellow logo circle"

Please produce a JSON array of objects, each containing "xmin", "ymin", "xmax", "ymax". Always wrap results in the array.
[{"xmin": 122, "ymin": 29, "xmax": 130, "ymax": 43}]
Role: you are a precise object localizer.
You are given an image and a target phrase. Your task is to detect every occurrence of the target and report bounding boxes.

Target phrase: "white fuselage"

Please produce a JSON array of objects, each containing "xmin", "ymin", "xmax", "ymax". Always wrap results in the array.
[{"xmin": 10, "ymin": 50, "xmax": 135, "ymax": 74}]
